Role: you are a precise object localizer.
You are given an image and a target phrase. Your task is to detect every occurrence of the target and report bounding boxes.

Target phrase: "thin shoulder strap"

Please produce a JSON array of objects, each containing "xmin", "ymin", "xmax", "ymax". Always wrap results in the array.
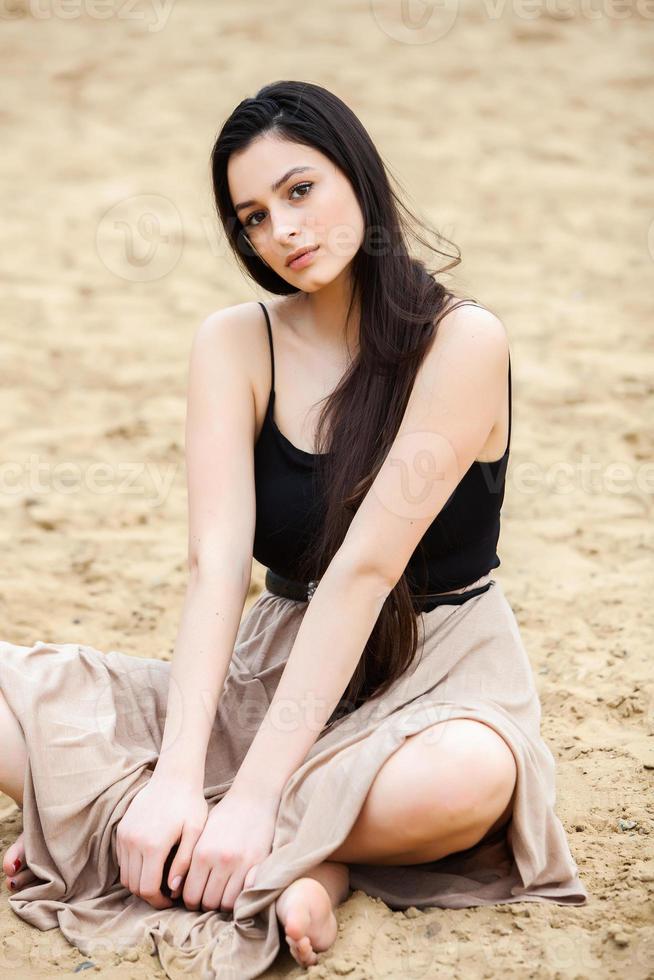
[
  {"xmin": 506, "ymin": 353, "xmax": 512, "ymax": 453},
  {"xmin": 258, "ymin": 301, "xmax": 275, "ymax": 396}
]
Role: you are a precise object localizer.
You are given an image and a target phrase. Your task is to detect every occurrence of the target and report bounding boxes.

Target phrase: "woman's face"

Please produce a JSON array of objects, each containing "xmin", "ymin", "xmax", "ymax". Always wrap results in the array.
[{"xmin": 227, "ymin": 133, "xmax": 365, "ymax": 291}]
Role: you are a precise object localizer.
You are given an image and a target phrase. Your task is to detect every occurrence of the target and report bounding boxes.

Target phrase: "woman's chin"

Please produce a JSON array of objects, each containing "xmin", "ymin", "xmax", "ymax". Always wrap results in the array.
[
  {"xmin": 286, "ymin": 271, "xmax": 328, "ymax": 292},
  {"xmin": 296, "ymin": 264, "xmax": 351, "ymax": 292}
]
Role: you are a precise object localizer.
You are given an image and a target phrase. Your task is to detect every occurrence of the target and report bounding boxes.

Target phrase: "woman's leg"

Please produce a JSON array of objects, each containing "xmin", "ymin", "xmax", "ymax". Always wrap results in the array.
[
  {"xmin": 0, "ymin": 687, "xmax": 39, "ymax": 892},
  {"xmin": 275, "ymin": 718, "xmax": 516, "ymax": 968},
  {"xmin": 0, "ymin": 687, "xmax": 27, "ymax": 806},
  {"xmin": 328, "ymin": 718, "xmax": 517, "ymax": 865}
]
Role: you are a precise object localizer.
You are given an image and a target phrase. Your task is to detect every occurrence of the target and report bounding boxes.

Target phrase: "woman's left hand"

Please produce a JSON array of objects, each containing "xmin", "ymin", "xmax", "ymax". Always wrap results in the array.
[{"xmin": 174, "ymin": 785, "xmax": 279, "ymax": 913}]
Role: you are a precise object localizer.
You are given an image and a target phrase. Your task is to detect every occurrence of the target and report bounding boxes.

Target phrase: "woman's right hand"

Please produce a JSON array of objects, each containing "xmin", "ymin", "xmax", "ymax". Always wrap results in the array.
[{"xmin": 115, "ymin": 770, "xmax": 209, "ymax": 910}]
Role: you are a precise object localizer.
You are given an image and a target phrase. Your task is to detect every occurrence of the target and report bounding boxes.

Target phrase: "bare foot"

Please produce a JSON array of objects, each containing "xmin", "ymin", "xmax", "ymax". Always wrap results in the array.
[
  {"xmin": 275, "ymin": 862, "xmax": 349, "ymax": 969},
  {"xmin": 3, "ymin": 831, "xmax": 38, "ymax": 893}
]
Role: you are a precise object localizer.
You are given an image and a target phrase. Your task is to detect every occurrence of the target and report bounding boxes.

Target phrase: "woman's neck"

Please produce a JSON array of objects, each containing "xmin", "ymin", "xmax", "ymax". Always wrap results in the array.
[{"xmin": 287, "ymin": 281, "xmax": 360, "ymax": 359}]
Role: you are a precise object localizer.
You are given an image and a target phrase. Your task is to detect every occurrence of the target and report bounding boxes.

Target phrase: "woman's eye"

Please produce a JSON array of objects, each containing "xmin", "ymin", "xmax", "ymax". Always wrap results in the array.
[
  {"xmin": 244, "ymin": 181, "xmax": 313, "ymax": 228},
  {"xmin": 291, "ymin": 181, "xmax": 313, "ymax": 199},
  {"xmin": 245, "ymin": 211, "xmax": 264, "ymax": 228}
]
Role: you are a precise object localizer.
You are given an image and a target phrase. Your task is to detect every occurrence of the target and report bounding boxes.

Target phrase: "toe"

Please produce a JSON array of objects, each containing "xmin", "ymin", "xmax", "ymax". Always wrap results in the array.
[
  {"xmin": 2, "ymin": 837, "xmax": 26, "ymax": 877},
  {"xmin": 286, "ymin": 933, "xmax": 318, "ymax": 968},
  {"xmin": 297, "ymin": 936, "xmax": 316, "ymax": 967},
  {"xmin": 6, "ymin": 867, "xmax": 38, "ymax": 892}
]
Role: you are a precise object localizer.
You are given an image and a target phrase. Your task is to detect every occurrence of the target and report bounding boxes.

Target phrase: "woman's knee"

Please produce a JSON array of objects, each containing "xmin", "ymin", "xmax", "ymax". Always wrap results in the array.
[{"xmin": 409, "ymin": 718, "xmax": 517, "ymax": 841}]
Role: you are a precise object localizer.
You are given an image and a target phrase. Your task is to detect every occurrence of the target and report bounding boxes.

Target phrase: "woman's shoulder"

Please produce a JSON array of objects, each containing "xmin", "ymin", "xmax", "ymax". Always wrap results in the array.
[
  {"xmin": 192, "ymin": 300, "xmax": 275, "ymax": 399},
  {"xmin": 424, "ymin": 299, "xmax": 510, "ymax": 390},
  {"xmin": 437, "ymin": 297, "xmax": 505, "ymax": 330},
  {"xmin": 195, "ymin": 299, "xmax": 283, "ymax": 366},
  {"xmin": 430, "ymin": 298, "xmax": 508, "ymax": 353}
]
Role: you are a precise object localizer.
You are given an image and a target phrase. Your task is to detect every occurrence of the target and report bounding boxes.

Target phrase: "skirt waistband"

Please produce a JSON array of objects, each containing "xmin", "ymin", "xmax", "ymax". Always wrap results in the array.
[{"xmin": 265, "ymin": 568, "xmax": 495, "ymax": 612}]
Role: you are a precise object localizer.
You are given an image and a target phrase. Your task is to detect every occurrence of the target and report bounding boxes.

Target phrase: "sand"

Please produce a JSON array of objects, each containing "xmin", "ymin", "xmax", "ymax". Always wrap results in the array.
[{"xmin": 1, "ymin": 0, "xmax": 652, "ymax": 976}]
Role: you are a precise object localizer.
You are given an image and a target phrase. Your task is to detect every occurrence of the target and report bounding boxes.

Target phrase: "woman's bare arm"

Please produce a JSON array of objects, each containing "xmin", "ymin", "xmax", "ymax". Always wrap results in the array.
[
  {"xmin": 154, "ymin": 570, "xmax": 251, "ymax": 786},
  {"xmin": 153, "ymin": 305, "xmax": 258, "ymax": 788},
  {"xmin": 231, "ymin": 307, "xmax": 509, "ymax": 800},
  {"xmin": 230, "ymin": 558, "xmax": 389, "ymax": 799}
]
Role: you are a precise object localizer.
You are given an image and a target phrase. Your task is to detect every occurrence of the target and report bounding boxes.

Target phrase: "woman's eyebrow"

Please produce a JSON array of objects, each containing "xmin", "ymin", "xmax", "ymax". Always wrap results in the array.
[{"xmin": 234, "ymin": 166, "xmax": 315, "ymax": 214}]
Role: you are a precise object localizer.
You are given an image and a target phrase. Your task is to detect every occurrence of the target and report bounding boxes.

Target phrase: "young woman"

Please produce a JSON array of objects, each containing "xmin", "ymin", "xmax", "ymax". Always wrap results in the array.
[{"xmin": 0, "ymin": 81, "xmax": 587, "ymax": 976}]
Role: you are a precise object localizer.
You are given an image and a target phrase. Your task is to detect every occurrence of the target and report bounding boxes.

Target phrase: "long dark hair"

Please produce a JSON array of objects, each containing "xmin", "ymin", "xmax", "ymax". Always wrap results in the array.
[{"xmin": 211, "ymin": 80, "xmax": 480, "ymax": 723}]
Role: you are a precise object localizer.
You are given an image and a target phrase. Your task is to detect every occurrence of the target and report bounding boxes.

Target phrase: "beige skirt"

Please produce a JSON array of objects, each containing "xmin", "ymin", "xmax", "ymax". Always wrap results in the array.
[{"xmin": 0, "ymin": 571, "xmax": 588, "ymax": 979}]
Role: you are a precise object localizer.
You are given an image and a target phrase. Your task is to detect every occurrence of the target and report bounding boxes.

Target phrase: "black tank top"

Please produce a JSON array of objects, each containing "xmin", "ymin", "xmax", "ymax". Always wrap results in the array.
[{"xmin": 253, "ymin": 302, "xmax": 512, "ymax": 592}]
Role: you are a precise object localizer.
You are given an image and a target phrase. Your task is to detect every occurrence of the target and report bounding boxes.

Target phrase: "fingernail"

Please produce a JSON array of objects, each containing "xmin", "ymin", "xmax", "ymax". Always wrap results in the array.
[
  {"xmin": 171, "ymin": 875, "xmax": 182, "ymax": 891},
  {"xmin": 12, "ymin": 860, "xmax": 21, "ymax": 873}
]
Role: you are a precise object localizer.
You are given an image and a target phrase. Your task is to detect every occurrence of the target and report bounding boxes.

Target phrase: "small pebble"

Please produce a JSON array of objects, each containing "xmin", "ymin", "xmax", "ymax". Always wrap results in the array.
[{"xmin": 331, "ymin": 959, "xmax": 355, "ymax": 975}]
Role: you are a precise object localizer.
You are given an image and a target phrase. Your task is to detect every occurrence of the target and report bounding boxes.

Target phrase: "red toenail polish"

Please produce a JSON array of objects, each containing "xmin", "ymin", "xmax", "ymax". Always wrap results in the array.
[{"xmin": 12, "ymin": 860, "xmax": 21, "ymax": 873}]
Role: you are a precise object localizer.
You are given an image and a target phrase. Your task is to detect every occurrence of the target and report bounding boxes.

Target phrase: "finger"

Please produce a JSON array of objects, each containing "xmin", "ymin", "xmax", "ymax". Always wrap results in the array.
[
  {"xmin": 168, "ymin": 827, "xmax": 202, "ymax": 897},
  {"xmin": 127, "ymin": 849, "xmax": 143, "ymax": 898},
  {"xmin": 118, "ymin": 845, "xmax": 129, "ymax": 891},
  {"xmin": 201, "ymin": 866, "xmax": 230, "ymax": 912},
  {"xmin": 243, "ymin": 863, "xmax": 259, "ymax": 890},
  {"xmin": 218, "ymin": 872, "xmax": 244, "ymax": 914},
  {"xmin": 160, "ymin": 841, "xmax": 180, "ymax": 898},
  {"xmin": 182, "ymin": 860, "xmax": 212, "ymax": 912},
  {"xmin": 142, "ymin": 891, "xmax": 174, "ymax": 911},
  {"xmin": 141, "ymin": 846, "xmax": 175, "ymax": 909}
]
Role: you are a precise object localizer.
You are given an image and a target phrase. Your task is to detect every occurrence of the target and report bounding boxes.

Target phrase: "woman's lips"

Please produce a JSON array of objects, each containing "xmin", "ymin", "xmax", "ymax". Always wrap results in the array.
[{"xmin": 288, "ymin": 246, "xmax": 319, "ymax": 270}]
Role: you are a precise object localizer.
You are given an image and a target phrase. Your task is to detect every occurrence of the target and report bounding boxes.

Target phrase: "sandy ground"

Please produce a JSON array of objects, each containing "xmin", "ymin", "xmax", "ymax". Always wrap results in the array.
[{"xmin": 0, "ymin": 0, "xmax": 652, "ymax": 977}]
